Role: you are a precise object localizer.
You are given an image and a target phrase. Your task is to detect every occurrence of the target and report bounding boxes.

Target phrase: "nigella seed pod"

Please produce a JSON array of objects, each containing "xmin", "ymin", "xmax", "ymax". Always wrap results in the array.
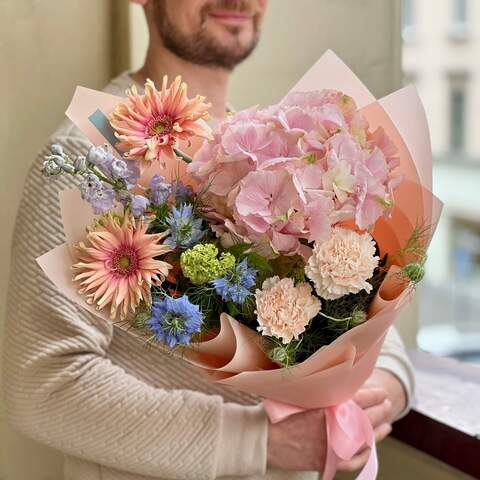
[
  {"xmin": 269, "ymin": 346, "xmax": 288, "ymax": 363},
  {"xmin": 403, "ymin": 262, "xmax": 425, "ymax": 284},
  {"xmin": 351, "ymin": 309, "xmax": 367, "ymax": 327}
]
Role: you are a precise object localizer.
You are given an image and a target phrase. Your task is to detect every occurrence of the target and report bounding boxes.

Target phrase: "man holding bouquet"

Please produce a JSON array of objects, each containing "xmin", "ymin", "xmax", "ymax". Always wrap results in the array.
[{"xmin": 3, "ymin": 0, "xmax": 413, "ymax": 478}]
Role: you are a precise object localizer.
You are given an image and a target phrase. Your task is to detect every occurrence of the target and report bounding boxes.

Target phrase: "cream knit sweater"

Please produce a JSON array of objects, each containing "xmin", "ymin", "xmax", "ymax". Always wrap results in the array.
[{"xmin": 2, "ymin": 73, "xmax": 414, "ymax": 480}]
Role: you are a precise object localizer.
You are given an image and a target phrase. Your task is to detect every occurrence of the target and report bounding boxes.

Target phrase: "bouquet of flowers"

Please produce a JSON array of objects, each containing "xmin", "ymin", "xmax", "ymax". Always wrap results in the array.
[{"xmin": 37, "ymin": 51, "xmax": 442, "ymax": 480}]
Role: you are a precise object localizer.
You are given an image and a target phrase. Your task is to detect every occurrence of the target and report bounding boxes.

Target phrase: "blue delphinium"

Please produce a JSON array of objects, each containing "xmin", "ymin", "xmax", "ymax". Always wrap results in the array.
[
  {"xmin": 87, "ymin": 144, "xmax": 116, "ymax": 171},
  {"xmin": 149, "ymin": 175, "xmax": 171, "ymax": 206},
  {"xmin": 171, "ymin": 180, "xmax": 194, "ymax": 203},
  {"xmin": 130, "ymin": 195, "xmax": 150, "ymax": 218},
  {"xmin": 147, "ymin": 295, "xmax": 202, "ymax": 347},
  {"xmin": 212, "ymin": 258, "xmax": 257, "ymax": 304},
  {"xmin": 165, "ymin": 203, "xmax": 205, "ymax": 249},
  {"xmin": 110, "ymin": 158, "xmax": 140, "ymax": 185},
  {"xmin": 87, "ymin": 145, "xmax": 139, "ymax": 185},
  {"xmin": 80, "ymin": 173, "xmax": 116, "ymax": 214}
]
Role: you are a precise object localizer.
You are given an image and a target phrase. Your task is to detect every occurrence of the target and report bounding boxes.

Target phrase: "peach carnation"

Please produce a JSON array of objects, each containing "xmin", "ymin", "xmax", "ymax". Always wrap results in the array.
[
  {"xmin": 305, "ymin": 227, "xmax": 379, "ymax": 300},
  {"xmin": 255, "ymin": 276, "xmax": 321, "ymax": 343}
]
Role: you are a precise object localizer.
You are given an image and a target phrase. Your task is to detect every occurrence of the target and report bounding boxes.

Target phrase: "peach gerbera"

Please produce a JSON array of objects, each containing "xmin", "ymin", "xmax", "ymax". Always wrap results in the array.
[
  {"xmin": 72, "ymin": 214, "xmax": 172, "ymax": 320},
  {"xmin": 110, "ymin": 76, "xmax": 212, "ymax": 171}
]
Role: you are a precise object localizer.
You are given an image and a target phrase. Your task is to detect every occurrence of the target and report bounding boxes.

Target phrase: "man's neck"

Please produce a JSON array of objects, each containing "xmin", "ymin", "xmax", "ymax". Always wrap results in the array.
[{"xmin": 131, "ymin": 45, "xmax": 231, "ymax": 119}]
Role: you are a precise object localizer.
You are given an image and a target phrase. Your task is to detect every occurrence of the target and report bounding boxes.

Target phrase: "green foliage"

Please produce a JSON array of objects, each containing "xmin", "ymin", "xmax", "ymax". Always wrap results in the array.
[
  {"xmin": 224, "ymin": 242, "xmax": 252, "ymax": 258},
  {"xmin": 270, "ymin": 254, "xmax": 306, "ymax": 283},
  {"xmin": 245, "ymin": 252, "xmax": 273, "ymax": 279},
  {"xmin": 146, "ymin": 204, "xmax": 170, "ymax": 234},
  {"xmin": 185, "ymin": 283, "xmax": 223, "ymax": 332},
  {"xmin": 226, "ymin": 301, "xmax": 241, "ymax": 317},
  {"xmin": 392, "ymin": 223, "xmax": 430, "ymax": 264}
]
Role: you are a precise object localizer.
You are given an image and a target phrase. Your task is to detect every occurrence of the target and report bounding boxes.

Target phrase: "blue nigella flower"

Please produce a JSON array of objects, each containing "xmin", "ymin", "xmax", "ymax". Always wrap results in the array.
[
  {"xmin": 147, "ymin": 295, "xmax": 203, "ymax": 348},
  {"xmin": 212, "ymin": 258, "xmax": 257, "ymax": 304},
  {"xmin": 164, "ymin": 203, "xmax": 205, "ymax": 249},
  {"xmin": 149, "ymin": 175, "xmax": 171, "ymax": 206}
]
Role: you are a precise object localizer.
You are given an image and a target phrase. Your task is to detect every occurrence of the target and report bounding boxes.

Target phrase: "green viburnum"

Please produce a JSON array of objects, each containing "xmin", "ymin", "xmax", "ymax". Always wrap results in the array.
[{"xmin": 180, "ymin": 243, "xmax": 235, "ymax": 284}]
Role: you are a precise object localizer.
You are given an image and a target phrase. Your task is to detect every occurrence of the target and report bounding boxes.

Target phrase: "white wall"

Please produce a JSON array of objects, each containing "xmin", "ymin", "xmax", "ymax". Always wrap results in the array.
[{"xmin": 129, "ymin": 0, "xmax": 402, "ymax": 104}]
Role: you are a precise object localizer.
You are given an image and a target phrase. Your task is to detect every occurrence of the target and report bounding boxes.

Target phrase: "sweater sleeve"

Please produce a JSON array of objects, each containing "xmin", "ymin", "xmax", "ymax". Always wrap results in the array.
[
  {"xmin": 376, "ymin": 326, "xmax": 415, "ymax": 419},
  {"xmin": 1, "ymin": 132, "xmax": 268, "ymax": 480}
]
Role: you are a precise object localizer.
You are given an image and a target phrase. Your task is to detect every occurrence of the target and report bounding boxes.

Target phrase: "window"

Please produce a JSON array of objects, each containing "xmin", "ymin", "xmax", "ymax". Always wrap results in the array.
[
  {"xmin": 403, "ymin": 0, "xmax": 480, "ymax": 365},
  {"xmin": 453, "ymin": 0, "xmax": 468, "ymax": 26},
  {"xmin": 401, "ymin": 0, "xmax": 416, "ymax": 41},
  {"xmin": 449, "ymin": 75, "xmax": 468, "ymax": 153},
  {"xmin": 449, "ymin": 0, "xmax": 470, "ymax": 40},
  {"xmin": 418, "ymin": 217, "xmax": 480, "ymax": 360},
  {"xmin": 452, "ymin": 218, "xmax": 480, "ymax": 284}
]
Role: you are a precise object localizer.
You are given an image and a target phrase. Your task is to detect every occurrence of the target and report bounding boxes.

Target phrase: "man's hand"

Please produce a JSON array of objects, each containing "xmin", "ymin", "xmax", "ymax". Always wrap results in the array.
[
  {"xmin": 266, "ymin": 368, "xmax": 407, "ymax": 473},
  {"xmin": 267, "ymin": 408, "xmax": 327, "ymax": 471},
  {"xmin": 338, "ymin": 368, "xmax": 408, "ymax": 473}
]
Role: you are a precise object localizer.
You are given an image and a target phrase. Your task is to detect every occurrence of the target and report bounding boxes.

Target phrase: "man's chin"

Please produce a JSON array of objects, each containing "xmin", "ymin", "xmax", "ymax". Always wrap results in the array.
[{"xmin": 203, "ymin": 25, "xmax": 256, "ymax": 53}]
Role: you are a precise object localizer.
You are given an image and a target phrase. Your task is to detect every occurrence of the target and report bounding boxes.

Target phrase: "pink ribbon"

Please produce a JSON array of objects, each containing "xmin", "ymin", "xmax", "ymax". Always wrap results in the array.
[{"xmin": 263, "ymin": 399, "xmax": 378, "ymax": 480}]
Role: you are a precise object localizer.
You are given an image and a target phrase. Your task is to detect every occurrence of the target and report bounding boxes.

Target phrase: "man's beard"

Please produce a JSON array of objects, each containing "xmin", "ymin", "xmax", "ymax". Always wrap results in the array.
[{"xmin": 152, "ymin": 0, "xmax": 261, "ymax": 70}]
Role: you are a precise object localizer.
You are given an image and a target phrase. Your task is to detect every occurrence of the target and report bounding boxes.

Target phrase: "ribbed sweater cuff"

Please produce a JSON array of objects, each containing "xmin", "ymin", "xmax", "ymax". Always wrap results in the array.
[
  {"xmin": 216, "ymin": 403, "xmax": 268, "ymax": 477},
  {"xmin": 376, "ymin": 353, "xmax": 415, "ymax": 420}
]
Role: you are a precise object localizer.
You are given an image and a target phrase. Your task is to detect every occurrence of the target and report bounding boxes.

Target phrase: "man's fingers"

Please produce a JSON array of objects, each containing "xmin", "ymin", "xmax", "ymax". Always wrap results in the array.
[
  {"xmin": 337, "ymin": 423, "xmax": 392, "ymax": 473},
  {"xmin": 338, "ymin": 448, "xmax": 370, "ymax": 472},
  {"xmin": 365, "ymin": 398, "xmax": 393, "ymax": 427},
  {"xmin": 353, "ymin": 387, "xmax": 388, "ymax": 409},
  {"xmin": 375, "ymin": 422, "xmax": 392, "ymax": 442}
]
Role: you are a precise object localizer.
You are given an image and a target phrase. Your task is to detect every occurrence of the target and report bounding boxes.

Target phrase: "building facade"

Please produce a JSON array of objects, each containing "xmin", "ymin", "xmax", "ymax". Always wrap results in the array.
[{"xmin": 402, "ymin": 0, "xmax": 480, "ymax": 358}]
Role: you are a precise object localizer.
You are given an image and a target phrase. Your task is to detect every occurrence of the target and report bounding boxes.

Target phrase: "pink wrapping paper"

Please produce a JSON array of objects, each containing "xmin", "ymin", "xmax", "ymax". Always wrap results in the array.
[{"xmin": 37, "ymin": 51, "xmax": 443, "ymax": 479}]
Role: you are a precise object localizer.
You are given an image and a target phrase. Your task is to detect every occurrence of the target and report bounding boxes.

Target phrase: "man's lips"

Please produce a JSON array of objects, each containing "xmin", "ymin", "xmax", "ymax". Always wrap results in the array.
[{"xmin": 208, "ymin": 10, "xmax": 254, "ymax": 24}]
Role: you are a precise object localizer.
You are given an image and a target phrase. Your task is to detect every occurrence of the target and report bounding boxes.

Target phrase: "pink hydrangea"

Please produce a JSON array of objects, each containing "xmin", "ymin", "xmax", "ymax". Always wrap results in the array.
[{"xmin": 189, "ymin": 89, "xmax": 401, "ymax": 254}]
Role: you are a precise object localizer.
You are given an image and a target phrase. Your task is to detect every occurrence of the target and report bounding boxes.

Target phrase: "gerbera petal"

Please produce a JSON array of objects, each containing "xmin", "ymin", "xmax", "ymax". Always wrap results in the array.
[
  {"xmin": 72, "ymin": 214, "xmax": 172, "ymax": 319},
  {"xmin": 109, "ymin": 76, "xmax": 212, "ymax": 172}
]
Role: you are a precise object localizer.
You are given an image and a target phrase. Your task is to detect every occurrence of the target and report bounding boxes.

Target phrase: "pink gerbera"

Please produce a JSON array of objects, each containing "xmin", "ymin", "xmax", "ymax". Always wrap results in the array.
[
  {"xmin": 110, "ymin": 76, "xmax": 212, "ymax": 171},
  {"xmin": 72, "ymin": 214, "xmax": 172, "ymax": 320}
]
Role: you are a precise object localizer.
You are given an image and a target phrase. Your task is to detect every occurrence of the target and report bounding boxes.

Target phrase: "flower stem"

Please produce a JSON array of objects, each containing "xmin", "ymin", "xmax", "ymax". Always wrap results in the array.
[
  {"xmin": 173, "ymin": 147, "xmax": 193, "ymax": 164},
  {"xmin": 318, "ymin": 311, "xmax": 352, "ymax": 323}
]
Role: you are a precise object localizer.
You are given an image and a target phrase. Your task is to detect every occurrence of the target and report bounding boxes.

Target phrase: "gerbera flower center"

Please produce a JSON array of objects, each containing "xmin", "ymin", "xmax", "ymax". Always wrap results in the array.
[
  {"xmin": 111, "ymin": 246, "xmax": 139, "ymax": 275},
  {"xmin": 148, "ymin": 115, "xmax": 174, "ymax": 137}
]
